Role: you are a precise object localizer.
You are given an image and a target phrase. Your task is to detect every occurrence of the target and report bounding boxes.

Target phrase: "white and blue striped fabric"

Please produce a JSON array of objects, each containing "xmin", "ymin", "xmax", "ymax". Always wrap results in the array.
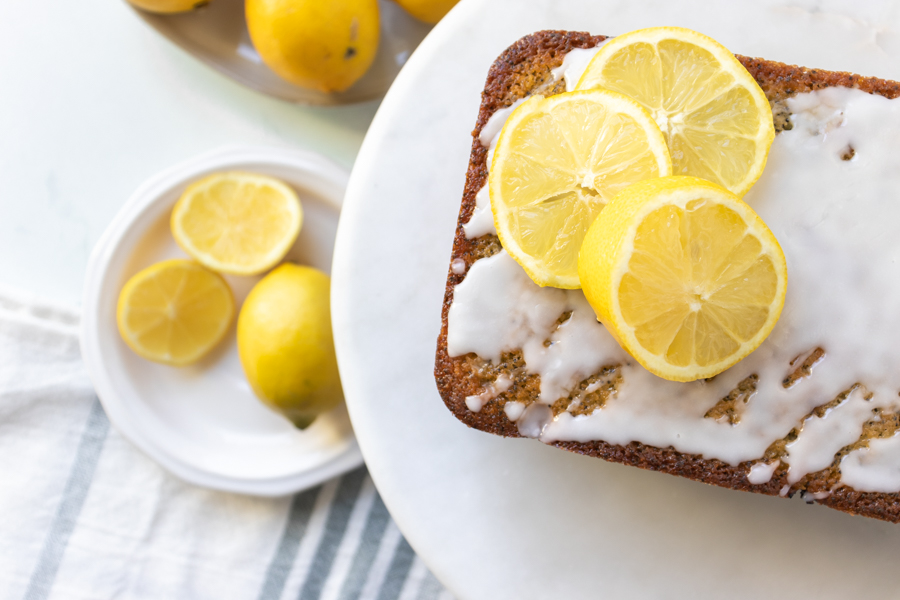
[{"xmin": 0, "ymin": 289, "xmax": 451, "ymax": 600}]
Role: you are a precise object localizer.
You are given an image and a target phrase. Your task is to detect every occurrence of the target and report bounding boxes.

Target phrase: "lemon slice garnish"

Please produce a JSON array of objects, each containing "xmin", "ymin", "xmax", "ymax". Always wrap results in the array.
[
  {"xmin": 578, "ymin": 176, "xmax": 787, "ymax": 382},
  {"xmin": 117, "ymin": 259, "xmax": 235, "ymax": 366},
  {"xmin": 576, "ymin": 27, "xmax": 774, "ymax": 196},
  {"xmin": 490, "ymin": 89, "xmax": 672, "ymax": 289},
  {"xmin": 171, "ymin": 171, "xmax": 302, "ymax": 275}
]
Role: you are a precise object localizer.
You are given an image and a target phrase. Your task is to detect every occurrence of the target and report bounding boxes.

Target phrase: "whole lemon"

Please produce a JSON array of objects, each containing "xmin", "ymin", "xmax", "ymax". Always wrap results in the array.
[
  {"xmin": 237, "ymin": 264, "xmax": 342, "ymax": 429},
  {"xmin": 394, "ymin": 0, "xmax": 458, "ymax": 24},
  {"xmin": 126, "ymin": 0, "xmax": 213, "ymax": 14},
  {"xmin": 246, "ymin": 0, "xmax": 380, "ymax": 93}
]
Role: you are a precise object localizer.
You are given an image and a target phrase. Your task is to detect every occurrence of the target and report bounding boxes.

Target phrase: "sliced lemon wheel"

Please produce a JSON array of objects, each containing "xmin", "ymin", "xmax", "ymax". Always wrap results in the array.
[
  {"xmin": 117, "ymin": 259, "xmax": 235, "ymax": 366},
  {"xmin": 576, "ymin": 27, "xmax": 774, "ymax": 196},
  {"xmin": 490, "ymin": 89, "xmax": 672, "ymax": 289},
  {"xmin": 171, "ymin": 171, "xmax": 302, "ymax": 275},
  {"xmin": 578, "ymin": 176, "xmax": 786, "ymax": 382}
]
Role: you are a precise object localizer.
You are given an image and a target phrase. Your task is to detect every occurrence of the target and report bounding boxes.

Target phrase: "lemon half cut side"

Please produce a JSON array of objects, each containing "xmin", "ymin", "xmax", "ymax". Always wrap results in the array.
[
  {"xmin": 117, "ymin": 259, "xmax": 235, "ymax": 366},
  {"xmin": 578, "ymin": 176, "xmax": 787, "ymax": 382},
  {"xmin": 489, "ymin": 89, "xmax": 672, "ymax": 289},
  {"xmin": 576, "ymin": 27, "xmax": 775, "ymax": 196},
  {"xmin": 171, "ymin": 171, "xmax": 303, "ymax": 276}
]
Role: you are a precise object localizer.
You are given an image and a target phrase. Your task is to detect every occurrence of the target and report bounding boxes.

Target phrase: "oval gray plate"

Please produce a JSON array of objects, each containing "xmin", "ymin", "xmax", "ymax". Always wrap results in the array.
[{"xmin": 129, "ymin": 0, "xmax": 432, "ymax": 105}]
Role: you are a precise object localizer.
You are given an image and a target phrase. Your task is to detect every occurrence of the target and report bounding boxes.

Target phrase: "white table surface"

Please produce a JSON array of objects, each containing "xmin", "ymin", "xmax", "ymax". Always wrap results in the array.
[{"xmin": 0, "ymin": 0, "xmax": 379, "ymax": 306}]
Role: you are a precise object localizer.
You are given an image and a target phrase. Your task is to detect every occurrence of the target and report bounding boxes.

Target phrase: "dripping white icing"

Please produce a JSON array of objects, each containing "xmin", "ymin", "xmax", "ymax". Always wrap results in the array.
[
  {"xmin": 804, "ymin": 491, "xmax": 832, "ymax": 501},
  {"xmin": 747, "ymin": 460, "xmax": 780, "ymax": 485},
  {"xmin": 448, "ymin": 85, "xmax": 900, "ymax": 489},
  {"xmin": 448, "ymin": 250, "xmax": 626, "ymax": 403},
  {"xmin": 451, "ymin": 258, "xmax": 466, "ymax": 275},
  {"xmin": 478, "ymin": 99, "xmax": 526, "ymax": 149},
  {"xmin": 549, "ymin": 44, "xmax": 604, "ymax": 92},
  {"xmin": 784, "ymin": 386, "xmax": 884, "ymax": 484},
  {"xmin": 463, "ymin": 184, "xmax": 495, "ymax": 239},
  {"xmin": 840, "ymin": 433, "xmax": 900, "ymax": 492},
  {"xmin": 504, "ymin": 401, "xmax": 526, "ymax": 422},
  {"xmin": 465, "ymin": 374, "xmax": 513, "ymax": 412},
  {"xmin": 463, "ymin": 46, "xmax": 604, "ymax": 240}
]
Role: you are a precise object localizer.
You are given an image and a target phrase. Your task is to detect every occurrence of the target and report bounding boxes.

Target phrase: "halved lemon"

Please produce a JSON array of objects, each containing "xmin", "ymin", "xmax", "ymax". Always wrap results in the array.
[
  {"xmin": 578, "ymin": 176, "xmax": 786, "ymax": 382},
  {"xmin": 576, "ymin": 27, "xmax": 774, "ymax": 196},
  {"xmin": 171, "ymin": 171, "xmax": 302, "ymax": 275},
  {"xmin": 117, "ymin": 259, "xmax": 235, "ymax": 366},
  {"xmin": 490, "ymin": 89, "xmax": 672, "ymax": 288}
]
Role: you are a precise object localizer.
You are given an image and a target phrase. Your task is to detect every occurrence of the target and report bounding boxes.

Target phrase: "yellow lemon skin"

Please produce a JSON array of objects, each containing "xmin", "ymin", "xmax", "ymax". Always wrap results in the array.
[
  {"xmin": 237, "ymin": 264, "xmax": 342, "ymax": 429},
  {"xmin": 126, "ymin": 0, "xmax": 212, "ymax": 14},
  {"xmin": 394, "ymin": 0, "xmax": 459, "ymax": 24},
  {"xmin": 578, "ymin": 176, "xmax": 787, "ymax": 382},
  {"xmin": 246, "ymin": 0, "xmax": 380, "ymax": 93}
]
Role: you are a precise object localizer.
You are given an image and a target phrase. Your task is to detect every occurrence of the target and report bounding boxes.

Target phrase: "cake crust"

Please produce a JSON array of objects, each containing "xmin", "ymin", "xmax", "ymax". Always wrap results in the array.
[{"xmin": 434, "ymin": 30, "xmax": 900, "ymax": 523}]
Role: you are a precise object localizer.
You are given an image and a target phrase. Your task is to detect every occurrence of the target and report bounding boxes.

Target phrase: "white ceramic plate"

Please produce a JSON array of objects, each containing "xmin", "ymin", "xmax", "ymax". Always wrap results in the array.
[
  {"xmin": 82, "ymin": 146, "xmax": 362, "ymax": 496},
  {"xmin": 129, "ymin": 0, "xmax": 432, "ymax": 105},
  {"xmin": 332, "ymin": 0, "xmax": 900, "ymax": 598}
]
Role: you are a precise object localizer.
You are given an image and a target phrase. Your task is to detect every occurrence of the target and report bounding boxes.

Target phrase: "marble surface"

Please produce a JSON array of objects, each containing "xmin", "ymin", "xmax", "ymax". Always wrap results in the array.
[
  {"xmin": 0, "ymin": 0, "xmax": 378, "ymax": 306},
  {"xmin": 332, "ymin": 1, "xmax": 900, "ymax": 599}
]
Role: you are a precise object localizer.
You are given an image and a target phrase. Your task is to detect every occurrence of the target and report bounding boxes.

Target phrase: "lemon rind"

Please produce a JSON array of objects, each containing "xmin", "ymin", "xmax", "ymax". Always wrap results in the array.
[{"xmin": 579, "ymin": 176, "xmax": 787, "ymax": 382}]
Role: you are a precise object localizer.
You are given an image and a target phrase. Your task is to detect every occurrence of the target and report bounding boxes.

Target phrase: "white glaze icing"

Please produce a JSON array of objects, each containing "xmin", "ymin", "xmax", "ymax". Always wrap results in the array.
[
  {"xmin": 465, "ymin": 374, "xmax": 513, "ymax": 412},
  {"xmin": 549, "ymin": 45, "xmax": 604, "ymax": 92},
  {"xmin": 840, "ymin": 433, "xmax": 900, "ymax": 492},
  {"xmin": 451, "ymin": 258, "xmax": 466, "ymax": 275},
  {"xmin": 478, "ymin": 99, "xmax": 526, "ymax": 149},
  {"xmin": 448, "ymin": 250, "xmax": 626, "ymax": 403},
  {"xmin": 784, "ymin": 386, "xmax": 884, "ymax": 484},
  {"xmin": 448, "ymin": 85, "xmax": 900, "ymax": 490},
  {"xmin": 517, "ymin": 403, "xmax": 553, "ymax": 438},
  {"xmin": 465, "ymin": 100, "xmax": 525, "ymax": 239},
  {"xmin": 463, "ymin": 46, "xmax": 603, "ymax": 240},
  {"xmin": 463, "ymin": 184, "xmax": 496, "ymax": 239},
  {"xmin": 747, "ymin": 460, "xmax": 780, "ymax": 484},
  {"xmin": 504, "ymin": 400, "xmax": 526, "ymax": 422},
  {"xmin": 804, "ymin": 491, "xmax": 832, "ymax": 501}
]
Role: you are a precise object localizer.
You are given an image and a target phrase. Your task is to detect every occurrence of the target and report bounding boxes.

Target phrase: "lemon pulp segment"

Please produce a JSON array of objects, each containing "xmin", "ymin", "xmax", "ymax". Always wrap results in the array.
[
  {"xmin": 490, "ymin": 89, "xmax": 672, "ymax": 289},
  {"xmin": 117, "ymin": 259, "xmax": 234, "ymax": 366},
  {"xmin": 578, "ymin": 176, "xmax": 786, "ymax": 381},
  {"xmin": 171, "ymin": 171, "xmax": 302, "ymax": 276},
  {"xmin": 576, "ymin": 27, "xmax": 775, "ymax": 196}
]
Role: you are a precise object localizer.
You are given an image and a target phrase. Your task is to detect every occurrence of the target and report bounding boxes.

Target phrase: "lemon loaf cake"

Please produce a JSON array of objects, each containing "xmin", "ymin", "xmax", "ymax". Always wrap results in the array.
[{"xmin": 434, "ymin": 30, "xmax": 900, "ymax": 523}]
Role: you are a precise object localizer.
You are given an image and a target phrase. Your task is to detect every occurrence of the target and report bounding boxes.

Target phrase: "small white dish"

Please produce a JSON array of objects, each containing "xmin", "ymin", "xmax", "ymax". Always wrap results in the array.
[
  {"xmin": 130, "ymin": 0, "xmax": 432, "ymax": 105},
  {"xmin": 82, "ymin": 145, "xmax": 362, "ymax": 496}
]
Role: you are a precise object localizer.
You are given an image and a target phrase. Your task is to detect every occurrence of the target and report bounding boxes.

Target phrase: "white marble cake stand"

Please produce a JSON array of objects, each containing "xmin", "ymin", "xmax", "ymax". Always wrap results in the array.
[{"xmin": 332, "ymin": 1, "xmax": 900, "ymax": 598}]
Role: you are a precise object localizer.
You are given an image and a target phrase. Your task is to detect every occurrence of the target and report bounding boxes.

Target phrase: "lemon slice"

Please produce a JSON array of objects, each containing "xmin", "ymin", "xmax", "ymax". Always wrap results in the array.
[
  {"xmin": 117, "ymin": 259, "xmax": 235, "ymax": 366},
  {"xmin": 171, "ymin": 172, "xmax": 302, "ymax": 275},
  {"xmin": 490, "ymin": 89, "xmax": 672, "ymax": 289},
  {"xmin": 576, "ymin": 27, "xmax": 774, "ymax": 196},
  {"xmin": 578, "ymin": 176, "xmax": 786, "ymax": 382}
]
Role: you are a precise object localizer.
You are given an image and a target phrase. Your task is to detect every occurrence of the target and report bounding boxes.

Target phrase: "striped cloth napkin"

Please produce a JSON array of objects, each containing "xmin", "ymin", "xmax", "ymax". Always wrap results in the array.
[{"xmin": 0, "ymin": 288, "xmax": 451, "ymax": 600}]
